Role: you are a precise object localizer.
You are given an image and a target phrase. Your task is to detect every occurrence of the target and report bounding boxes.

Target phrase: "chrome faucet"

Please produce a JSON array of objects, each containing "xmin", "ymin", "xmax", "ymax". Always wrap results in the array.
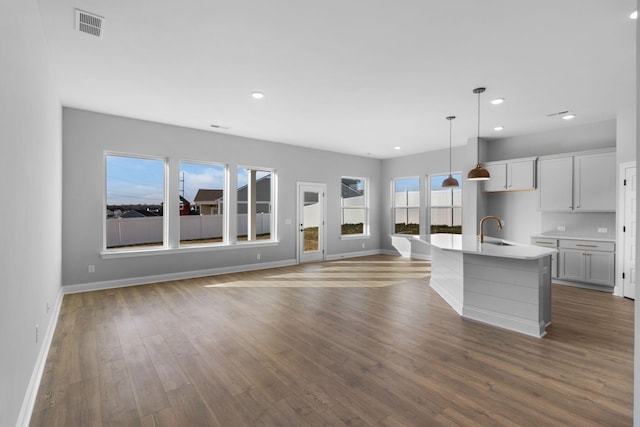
[{"xmin": 479, "ymin": 215, "xmax": 503, "ymax": 243}]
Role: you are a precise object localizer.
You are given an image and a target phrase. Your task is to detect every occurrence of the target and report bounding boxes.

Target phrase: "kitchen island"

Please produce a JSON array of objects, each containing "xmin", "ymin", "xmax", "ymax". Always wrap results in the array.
[{"xmin": 423, "ymin": 234, "xmax": 556, "ymax": 338}]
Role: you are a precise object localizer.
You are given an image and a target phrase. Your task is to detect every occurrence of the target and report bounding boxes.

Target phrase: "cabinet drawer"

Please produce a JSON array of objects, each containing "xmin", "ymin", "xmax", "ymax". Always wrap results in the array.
[
  {"xmin": 530, "ymin": 238, "xmax": 557, "ymax": 247},
  {"xmin": 558, "ymin": 240, "xmax": 614, "ymax": 252}
]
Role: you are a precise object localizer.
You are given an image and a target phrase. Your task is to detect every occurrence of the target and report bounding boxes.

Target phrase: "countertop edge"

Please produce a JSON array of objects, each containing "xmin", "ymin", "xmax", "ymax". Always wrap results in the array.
[{"xmin": 531, "ymin": 233, "xmax": 616, "ymax": 243}]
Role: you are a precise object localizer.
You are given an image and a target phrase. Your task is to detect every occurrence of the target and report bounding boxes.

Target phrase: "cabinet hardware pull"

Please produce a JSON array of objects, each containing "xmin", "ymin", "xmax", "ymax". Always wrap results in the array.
[
  {"xmin": 575, "ymin": 244, "xmax": 598, "ymax": 248},
  {"xmin": 535, "ymin": 241, "xmax": 553, "ymax": 245}
]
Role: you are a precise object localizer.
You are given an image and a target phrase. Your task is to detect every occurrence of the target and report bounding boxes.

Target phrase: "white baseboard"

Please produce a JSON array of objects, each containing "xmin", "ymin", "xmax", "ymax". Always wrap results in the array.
[
  {"xmin": 63, "ymin": 259, "xmax": 298, "ymax": 294},
  {"xmin": 16, "ymin": 287, "xmax": 64, "ymax": 427}
]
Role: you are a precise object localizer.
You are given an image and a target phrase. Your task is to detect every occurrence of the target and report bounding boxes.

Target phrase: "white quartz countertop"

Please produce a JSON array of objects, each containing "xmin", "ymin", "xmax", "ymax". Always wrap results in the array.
[
  {"xmin": 422, "ymin": 234, "xmax": 557, "ymax": 260},
  {"xmin": 531, "ymin": 232, "xmax": 615, "ymax": 243}
]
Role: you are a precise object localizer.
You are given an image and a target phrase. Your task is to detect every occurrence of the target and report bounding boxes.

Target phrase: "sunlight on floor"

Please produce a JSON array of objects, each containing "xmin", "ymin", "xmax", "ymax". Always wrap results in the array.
[{"xmin": 203, "ymin": 258, "xmax": 431, "ymax": 288}]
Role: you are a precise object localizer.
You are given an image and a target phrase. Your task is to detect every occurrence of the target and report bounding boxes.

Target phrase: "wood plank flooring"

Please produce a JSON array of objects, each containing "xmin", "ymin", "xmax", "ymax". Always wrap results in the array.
[{"xmin": 30, "ymin": 255, "xmax": 633, "ymax": 426}]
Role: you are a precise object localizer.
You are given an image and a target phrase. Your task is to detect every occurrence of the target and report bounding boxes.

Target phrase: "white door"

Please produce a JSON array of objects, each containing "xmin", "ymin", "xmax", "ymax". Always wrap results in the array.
[
  {"xmin": 623, "ymin": 166, "xmax": 636, "ymax": 299},
  {"xmin": 297, "ymin": 183, "xmax": 326, "ymax": 263}
]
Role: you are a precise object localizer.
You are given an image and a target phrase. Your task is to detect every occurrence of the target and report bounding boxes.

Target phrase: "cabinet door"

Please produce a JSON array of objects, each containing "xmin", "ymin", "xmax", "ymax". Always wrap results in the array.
[
  {"xmin": 508, "ymin": 160, "xmax": 535, "ymax": 191},
  {"xmin": 585, "ymin": 251, "xmax": 615, "ymax": 287},
  {"xmin": 484, "ymin": 163, "xmax": 507, "ymax": 192},
  {"xmin": 573, "ymin": 152, "xmax": 616, "ymax": 211},
  {"xmin": 538, "ymin": 157, "xmax": 573, "ymax": 211},
  {"xmin": 558, "ymin": 249, "xmax": 585, "ymax": 281}
]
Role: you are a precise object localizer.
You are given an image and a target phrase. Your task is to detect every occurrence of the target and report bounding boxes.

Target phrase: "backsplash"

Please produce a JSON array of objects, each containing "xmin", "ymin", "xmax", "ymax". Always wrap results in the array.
[{"xmin": 541, "ymin": 212, "xmax": 616, "ymax": 237}]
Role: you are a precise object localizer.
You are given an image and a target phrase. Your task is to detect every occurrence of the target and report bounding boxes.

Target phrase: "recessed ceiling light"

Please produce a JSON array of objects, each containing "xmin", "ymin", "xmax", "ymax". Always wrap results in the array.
[
  {"xmin": 631, "ymin": 10, "xmax": 638, "ymax": 19},
  {"xmin": 251, "ymin": 91, "xmax": 264, "ymax": 99},
  {"xmin": 394, "ymin": 146, "xmax": 401, "ymax": 150},
  {"xmin": 494, "ymin": 126, "xmax": 504, "ymax": 131},
  {"xmin": 562, "ymin": 114, "xmax": 575, "ymax": 120},
  {"xmin": 491, "ymin": 98, "xmax": 505, "ymax": 105}
]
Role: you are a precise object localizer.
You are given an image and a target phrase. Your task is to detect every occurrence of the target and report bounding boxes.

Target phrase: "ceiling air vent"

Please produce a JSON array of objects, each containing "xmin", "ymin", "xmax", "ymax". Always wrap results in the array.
[{"xmin": 75, "ymin": 9, "xmax": 104, "ymax": 37}]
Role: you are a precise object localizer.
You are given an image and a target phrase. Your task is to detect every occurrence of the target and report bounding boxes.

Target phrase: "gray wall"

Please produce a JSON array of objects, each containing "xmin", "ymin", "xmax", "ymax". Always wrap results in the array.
[
  {"xmin": 62, "ymin": 108, "xmax": 382, "ymax": 287},
  {"xmin": 0, "ymin": 1, "xmax": 62, "ymax": 425},
  {"xmin": 485, "ymin": 119, "xmax": 616, "ymax": 161},
  {"xmin": 481, "ymin": 120, "xmax": 618, "ymax": 243}
]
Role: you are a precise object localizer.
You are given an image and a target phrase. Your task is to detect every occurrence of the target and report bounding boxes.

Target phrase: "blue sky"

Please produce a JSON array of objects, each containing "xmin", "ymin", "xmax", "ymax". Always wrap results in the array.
[
  {"xmin": 106, "ymin": 156, "xmax": 165, "ymax": 205},
  {"xmin": 106, "ymin": 156, "xmax": 271, "ymax": 205}
]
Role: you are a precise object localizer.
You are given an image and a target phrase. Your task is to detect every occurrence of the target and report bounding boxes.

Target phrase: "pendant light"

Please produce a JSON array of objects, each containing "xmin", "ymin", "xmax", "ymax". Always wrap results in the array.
[
  {"xmin": 442, "ymin": 116, "xmax": 459, "ymax": 188},
  {"xmin": 467, "ymin": 87, "xmax": 491, "ymax": 181}
]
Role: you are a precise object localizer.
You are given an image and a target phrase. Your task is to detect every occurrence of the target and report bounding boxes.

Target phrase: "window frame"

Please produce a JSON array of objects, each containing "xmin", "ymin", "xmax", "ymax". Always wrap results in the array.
[
  {"xmin": 236, "ymin": 165, "xmax": 277, "ymax": 244},
  {"xmin": 340, "ymin": 176, "xmax": 369, "ymax": 239},
  {"xmin": 391, "ymin": 176, "xmax": 421, "ymax": 236},
  {"xmin": 103, "ymin": 151, "xmax": 168, "ymax": 253},
  {"xmin": 178, "ymin": 159, "xmax": 229, "ymax": 247},
  {"xmin": 428, "ymin": 172, "xmax": 463, "ymax": 235}
]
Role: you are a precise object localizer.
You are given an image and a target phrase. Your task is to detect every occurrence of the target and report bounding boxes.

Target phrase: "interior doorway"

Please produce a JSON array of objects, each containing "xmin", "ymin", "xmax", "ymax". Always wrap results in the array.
[
  {"xmin": 297, "ymin": 182, "xmax": 326, "ymax": 263},
  {"xmin": 621, "ymin": 163, "xmax": 636, "ymax": 299}
]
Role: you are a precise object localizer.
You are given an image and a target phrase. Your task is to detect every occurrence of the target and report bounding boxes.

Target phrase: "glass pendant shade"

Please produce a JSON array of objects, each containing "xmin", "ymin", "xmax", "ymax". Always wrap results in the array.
[
  {"xmin": 467, "ymin": 87, "xmax": 491, "ymax": 181},
  {"xmin": 442, "ymin": 115, "xmax": 459, "ymax": 188}
]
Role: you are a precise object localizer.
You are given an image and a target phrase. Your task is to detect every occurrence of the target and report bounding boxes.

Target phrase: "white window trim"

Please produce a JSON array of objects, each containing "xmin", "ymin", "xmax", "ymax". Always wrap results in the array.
[
  {"xmin": 236, "ymin": 165, "xmax": 277, "ymax": 244},
  {"xmin": 391, "ymin": 176, "xmax": 421, "ymax": 236},
  {"xmin": 178, "ymin": 159, "xmax": 228, "ymax": 248},
  {"xmin": 100, "ymin": 240, "xmax": 280, "ymax": 259},
  {"xmin": 340, "ymin": 176, "xmax": 370, "ymax": 237},
  {"xmin": 103, "ymin": 151, "xmax": 169, "ymax": 252},
  {"xmin": 428, "ymin": 172, "xmax": 463, "ymax": 235}
]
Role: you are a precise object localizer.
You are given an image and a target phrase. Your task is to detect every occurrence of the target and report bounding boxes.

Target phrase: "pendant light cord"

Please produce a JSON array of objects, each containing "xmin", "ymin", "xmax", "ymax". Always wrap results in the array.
[
  {"xmin": 476, "ymin": 90, "xmax": 481, "ymax": 164},
  {"xmin": 449, "ymin": 118, "xmax": 453, "ymax": 174}
]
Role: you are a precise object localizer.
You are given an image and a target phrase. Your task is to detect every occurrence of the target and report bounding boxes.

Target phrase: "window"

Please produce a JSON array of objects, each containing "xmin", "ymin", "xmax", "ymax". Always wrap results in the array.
[
  {"xmin": 179, "ymin": 161, "xmax": 226, "ymax": 246},
  {"xmin": 393, "ymin": 177, "xmax": 420, "ymax": 235},
  {"xmin": 105, "ymin": 154, "xmax": 165, "ymax": 249},
  {"xmin": 429, "ymin": 173, "xmax": 462, "ymax": 234},
  {"xmin": 237, "ymin": 167, "xmax": 274, "ymax": 241},
  {"xmin": 341, "ymin": 177, "xmax": 367, "ymax": 236}
]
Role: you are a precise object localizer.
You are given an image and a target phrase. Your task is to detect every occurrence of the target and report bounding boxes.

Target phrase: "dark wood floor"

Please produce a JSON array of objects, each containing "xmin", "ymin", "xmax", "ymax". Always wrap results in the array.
[{"xmin": 30, "ymin": 255, "xmax": 633, "ymax": 426}]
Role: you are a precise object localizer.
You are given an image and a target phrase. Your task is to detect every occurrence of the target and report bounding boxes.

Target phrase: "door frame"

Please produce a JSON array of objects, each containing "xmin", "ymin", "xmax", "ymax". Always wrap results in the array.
[
  {"xmin": 296, "ymin": 182, "xmax": 327, "ymax": 264},
  {"xmin": 616, "ymin": 161, "xmax": 636, "ymax": 297}
]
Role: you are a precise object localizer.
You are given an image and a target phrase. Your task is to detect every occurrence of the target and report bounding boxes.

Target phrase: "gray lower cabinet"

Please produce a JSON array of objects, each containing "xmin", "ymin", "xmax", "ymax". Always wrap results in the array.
[{"xmin": 557, "ymin": 239, "xmax": 615, "ymax": 287}]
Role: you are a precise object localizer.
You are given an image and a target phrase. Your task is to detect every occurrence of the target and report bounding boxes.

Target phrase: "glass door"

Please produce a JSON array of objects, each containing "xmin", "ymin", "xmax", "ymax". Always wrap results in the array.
[{"xmin": 297, "ymin": 183, "xmax": 326, "ymax": 263}]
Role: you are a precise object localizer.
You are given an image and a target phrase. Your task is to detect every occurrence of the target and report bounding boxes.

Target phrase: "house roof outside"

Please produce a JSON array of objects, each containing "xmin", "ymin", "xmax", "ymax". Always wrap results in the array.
[
  {"xmin": 194, "ymin": 189, "xmax": 224, "ymax": 203},
  {"xmin": 341, "ymin": 179, "xmax": 364, "ymax": 199}
]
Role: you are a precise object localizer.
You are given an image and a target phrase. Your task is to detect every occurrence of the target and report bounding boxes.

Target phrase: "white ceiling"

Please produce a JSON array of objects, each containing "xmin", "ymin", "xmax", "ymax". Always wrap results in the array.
[{"xmin": 37, "ymin": 0, "xmax": 636, "ymax": 159}]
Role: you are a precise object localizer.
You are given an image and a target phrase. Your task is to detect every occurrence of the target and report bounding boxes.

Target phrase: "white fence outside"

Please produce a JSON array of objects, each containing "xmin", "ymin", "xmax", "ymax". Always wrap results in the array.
[
  {"xmin": 106, "ymin": 214, "xmax": 271, "ymax": 247},
  {"xmin": 304, "ymin": 202, "xmax": 321, "ymax": 228},
  {"xmin": 340, "ymin": 195, "xmax": 364, "ymax": 225}
]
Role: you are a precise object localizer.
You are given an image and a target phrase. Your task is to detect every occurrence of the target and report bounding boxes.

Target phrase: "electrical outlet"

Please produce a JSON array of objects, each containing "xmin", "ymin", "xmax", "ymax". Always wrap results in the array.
[
  {"xmin": 557, "ymin": 226, "xmax": 566, "ymax": 231},
  {"xmin": 362, "ymin": 243, "xmax": 365, "ymax": 249},
  {"xmin": 88, "ymin": 265, "xmax": 95, "ymax": 273},
  {"xmin": 257, "ymin": 253, "xmax": 261, "ymax": 260},
  {"xmin": 35, "ymin": 324, "xmax": 39, "ymax": 343},
  {"xmin": 598, "ymin": 227, "xmax": 608, "ymax": 233}
]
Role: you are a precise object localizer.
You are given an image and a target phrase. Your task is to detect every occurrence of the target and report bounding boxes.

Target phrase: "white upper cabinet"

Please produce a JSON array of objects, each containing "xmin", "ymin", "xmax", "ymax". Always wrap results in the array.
[
  {"xmin": 483, "ymin": 163, "xmax": 507, "ymax": 192},
  {"xmin": 538, "ymin": 150, "xmax": 616, "ymax": 212},
  {"xmin": 573, "ymin": 152, "xmax": 616, "ymax": 211},
  {"xmin": 483, "ymin": 158, "xmax": 536, "ymax": 193},
  {"xmin": 538, "ymin": 156, "xmax": 573, "ymax": 211}
]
